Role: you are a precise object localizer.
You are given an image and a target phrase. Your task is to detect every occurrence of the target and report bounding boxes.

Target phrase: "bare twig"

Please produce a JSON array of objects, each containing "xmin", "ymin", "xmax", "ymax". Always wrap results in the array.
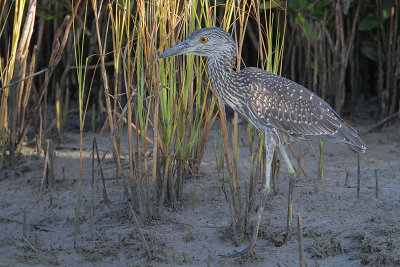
[
  {"xmin": 344, "ymin": 172, "xmax": 349, "ymax": 187},
  {"xmin": 113, "ymin": 110, "xmax": 153, "ymax": 145},
  {"xmin": 297, "ymin": 214, "xmax": 305, "ymax": 267},
  {"xmin": 0, "ymin": 68, "xmax": 47, "ymax": 92},
  {"xmin": 23, "ymin": 206, "xmax": 27, "ymax": 238},
  {"xmin": 22, "ymin": 236, "xmax": 40, "ymax": 254},
  {"xmin": 94, "ymin": 138, "xmax": 110, "ymax": 205},
  {"xmin": 91, "ymin": 139, "xmax": 95, "ymax": 239},
  {"xmin": 128, "ymin": 202, "xmax": 152, "ymax": 257},
  {"xmin": 39, "ymin": 140, "xmax": 51, "ymax": 198},
  {"xmin": 288, "ymin": 144, "xmax": 308, "ymax": 178},
  {"xmin": 357, "ymin": 154, "xmax": 361, "ymax": 199},
  {"xmin": 48, "ymin": 139, "xmax": 54, "ymax": 189},
  {"xmin": 375, "ymin": 169, "xmax": 379, "ymax": 198}
]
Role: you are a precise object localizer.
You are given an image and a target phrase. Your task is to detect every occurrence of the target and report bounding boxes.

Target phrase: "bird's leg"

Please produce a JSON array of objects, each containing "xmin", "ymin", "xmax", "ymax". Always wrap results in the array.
[
  {"xmin": 230, "ymin": 133, "xmax": 275, "ymax": 257},
  {"xmin": 278, "ymin": 145, "xmax": 297, "ymax": 244}
]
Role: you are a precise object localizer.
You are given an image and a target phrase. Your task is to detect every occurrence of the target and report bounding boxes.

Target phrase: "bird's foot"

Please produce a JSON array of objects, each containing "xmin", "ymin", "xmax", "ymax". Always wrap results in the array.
[
  {"xmin": 272, "ymin": 226, "xmax": 292, "ymax": 247},
  {"xmin": 226, "ymin": 242, "xmax": 256, "ymax": 257},
  {"xmin": 224, "ymin": 237, "xmax": 275, "ymax": 257},
  {"xmin": 223, "ymin": 185, "xmax": 271, "ymax": 257}
]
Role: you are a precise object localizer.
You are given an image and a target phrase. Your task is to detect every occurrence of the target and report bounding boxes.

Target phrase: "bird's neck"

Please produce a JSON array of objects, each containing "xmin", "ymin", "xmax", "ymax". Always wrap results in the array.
[
  {"xmin": 207, "ymin": 54, "xmax": 236, "ymax": 89},
  {"xmin": 207, "ymin": 54, "xmax": 244, "ymax": 112},
  {"xmin": 208, "ymin": 53, "xmax": 236, "ymax": 72}
]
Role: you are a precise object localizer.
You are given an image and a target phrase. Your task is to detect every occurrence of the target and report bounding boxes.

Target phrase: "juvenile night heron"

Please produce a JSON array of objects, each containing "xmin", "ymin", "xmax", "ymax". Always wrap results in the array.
[{"xmin": 159, "ymin": 27, "xmax": 366, "ymax": 255}]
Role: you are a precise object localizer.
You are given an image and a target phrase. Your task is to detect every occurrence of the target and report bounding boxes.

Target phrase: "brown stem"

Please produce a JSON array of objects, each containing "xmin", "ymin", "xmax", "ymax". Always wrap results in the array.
[{"xmin": 91, "ymin": 0, "xmax": 129, "ymax": 199}]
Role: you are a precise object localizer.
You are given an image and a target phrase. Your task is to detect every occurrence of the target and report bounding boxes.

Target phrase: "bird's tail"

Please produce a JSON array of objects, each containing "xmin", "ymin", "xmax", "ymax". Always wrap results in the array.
[{"xmin": 336, "ymin": 122, "xmax": 366, "ymax": 153}]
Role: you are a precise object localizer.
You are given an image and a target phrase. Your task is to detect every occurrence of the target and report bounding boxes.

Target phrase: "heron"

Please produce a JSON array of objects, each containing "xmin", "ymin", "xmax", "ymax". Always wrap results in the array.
[{"xmin": 159, "ymin": 27, "xmax": 366, "ymax": 255}]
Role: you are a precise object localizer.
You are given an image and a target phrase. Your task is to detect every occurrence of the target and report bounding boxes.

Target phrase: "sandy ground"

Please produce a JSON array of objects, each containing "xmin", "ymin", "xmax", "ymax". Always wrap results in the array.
[{"xmin": 1, "ymin": 119, "xmax": 400, "ymax": 266}]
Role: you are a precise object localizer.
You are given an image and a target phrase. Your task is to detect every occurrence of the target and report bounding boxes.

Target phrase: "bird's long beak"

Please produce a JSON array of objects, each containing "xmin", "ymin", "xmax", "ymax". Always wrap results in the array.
[{"xmin": 159, "ymin": 39, "xmax": 194, "ymax": 58}]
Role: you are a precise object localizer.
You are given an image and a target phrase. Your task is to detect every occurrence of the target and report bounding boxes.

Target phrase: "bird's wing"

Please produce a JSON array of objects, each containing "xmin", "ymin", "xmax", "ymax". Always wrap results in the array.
[
  {"xmin": 243, "ymin": 68, "xmax": 345, "ymax": 139},
  {"xmin": 237, "ymin": 68, "xmax": 365, "ymax": 152}
]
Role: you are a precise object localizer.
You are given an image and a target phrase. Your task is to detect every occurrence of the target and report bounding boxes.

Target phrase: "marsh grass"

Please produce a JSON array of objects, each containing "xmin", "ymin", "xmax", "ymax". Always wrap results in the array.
[
  {"xmin": 0, "ymin": 0, "xmax": 334, "ymax": 249},
  {"xmin": 0, "ymin": 0, "xmax": 29, "ymax": 168},
  {"xmin": 0, "ymin": 0, "xmax": 288, "ymax": 241},
  {"xmin": 83, "ymin": 1, "xmax": 289, "ymax": 241}
]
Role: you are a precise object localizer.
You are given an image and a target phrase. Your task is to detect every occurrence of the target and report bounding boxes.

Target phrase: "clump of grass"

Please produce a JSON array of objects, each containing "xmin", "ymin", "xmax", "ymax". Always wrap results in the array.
[
  {"xmin": 0, "ymin": 0, "xmax": 35, "ymax": 168},
  {"xmin": 89, "ymin": 0, "xmax": 221, "ymax": 218},
  {"xmin": 1, "ymin": 0, "xmax": 289, "ymax": 247}
]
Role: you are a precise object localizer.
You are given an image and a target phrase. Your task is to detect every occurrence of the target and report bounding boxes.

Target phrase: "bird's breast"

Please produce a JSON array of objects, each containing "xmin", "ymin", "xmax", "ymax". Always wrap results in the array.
[{"xmin": 208, "ymin": 62, "xmax": 246, "ymax": 114}]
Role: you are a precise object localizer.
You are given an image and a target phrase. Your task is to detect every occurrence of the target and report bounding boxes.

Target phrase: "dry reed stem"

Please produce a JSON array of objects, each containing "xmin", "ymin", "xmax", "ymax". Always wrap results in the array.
[
  {"xmin": 158, "ymin": 156, "xmax": 171, "ymax": 214},
  {"xmin": 19, "ymin": 46, "xmax": 38, "ymax": 136},
  {"xmin": 168, "ymin": 167, "xmax": 177, "ymax": 208},
  {"xmin": 232, "ymin": 114, "xmax": 239, "ymax": 184},
  {"xmin": 318, "ymin": 141, "xmax": 324, "ymax": 180},
  {"xmin": 48, "ymin": 139, "xmax": 54, "ymax": 188},
  {"xmin": 122, "ymin": 42, "xmax": 135, "ymax": 208},
  {"xmin": 55, "ymin": 83, "xmax": 63, "ymax": 143},
  {"xmin": 22, "ymin": 235, "xmax": 40, "ymax": 254},
  {"xmin": 91, "ymin": 0, "xmax": 129, "ymax": 200},
  {"xmin": 0, "ymin": 68, "xmax": 46, "ymax": 92},
  {"xmin": 113, "ymin": 110, "xmax": 153, "ymax": 144},
  {"xmin": 288, "ymin": 144, "xmax": 308, "ymax": 178},
  {"xmin": 297, "ymin": 213, "xmax": 305, "ymax": 267},
  {"xmin": 8, "ymin": 0, "xmax": 36, "ymax": 166},
  {"xmin": 344, "ymin": 172, "xmax": 349, "ymax": 187},
  {"xmin": 75, "ymin": 148, "xmax": 83, "ymax": 250},
  {"xmin": 38, "ymin": 108, "xmax": 42, "ymax": 156},
  {"xmin": 297, "ymin": 143, "xmax": 302, "ymax": 176},
  {"xmin": 90, "ymin": 139, "xmax": 95, "ymax": 239},
  {"xmin": 128, "ymin": 201, "xmax": 152, "ymax": 257},
  {"xmin": 221, "ymin": 180, "xmax": 239, "ymax": 242},
  {"xmin": 23, "ymin": 206, "xmax": 27, "ymax": 238},
  {"xmin": 218, "ymin": 104, "xmax": 241, "ymax": 230},
  {"xmin": 308, "ymin": 142, "xmax": 321, "ymax": 178},
  {"xmin": 272, "ymin": 148, "xmax": 279, "ymax": 195},
  {"xmin": 194, "ymin": 111, "xmax": 219, "ymax": 170},
  {"xmin": 375, "ymin": 169, "xmax": 379, "ymax": 198},
  {"xmin": 93, "ymin": 138, "xmax": 110, "ymax": 204},
  {"xmin": 39, "ymin": 139, "xmax": 51, "ymax": 198},
  {"xmin": 50, "ymin": 245, "xmax": 60, "ymax": 265},
  {"xmin": 152, "ymin": 74, "xmax": 160, "ymax": 190},
  {"xmin": 357, "ymin": 154, "xmax": 361, "ymax": 199}
]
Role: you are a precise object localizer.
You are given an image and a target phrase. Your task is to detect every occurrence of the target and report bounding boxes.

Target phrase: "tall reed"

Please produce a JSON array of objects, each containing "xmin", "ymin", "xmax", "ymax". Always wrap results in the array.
[
  {"xmin": 72, "ymin": 0, "xmax": 89, "ymax": 245},
  {"xmin": 0, "ymin": 0, "xmax": 28, "ymax": 168},
  {"xmin": 89, "ymin": 0, "xmax": 222, "ymax": 217}
]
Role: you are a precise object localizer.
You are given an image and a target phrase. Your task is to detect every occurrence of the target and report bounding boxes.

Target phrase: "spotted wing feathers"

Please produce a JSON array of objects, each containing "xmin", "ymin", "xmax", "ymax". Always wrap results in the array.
[{"xmin": 241, "ymin": 68, "xmax": 366, "ymax": 153}]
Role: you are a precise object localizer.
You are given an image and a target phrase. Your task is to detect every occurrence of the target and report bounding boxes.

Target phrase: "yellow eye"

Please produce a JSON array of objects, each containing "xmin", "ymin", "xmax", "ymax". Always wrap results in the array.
[{"xmin": 199, "ymin": 37, "xmax": 208, "ymax": 43}]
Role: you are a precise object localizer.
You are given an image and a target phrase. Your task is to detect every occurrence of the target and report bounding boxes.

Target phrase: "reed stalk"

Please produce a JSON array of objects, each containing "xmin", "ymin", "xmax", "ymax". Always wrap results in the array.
[
  {"xmin": 0, "ymin": 0, "xmax": 29, "ymax": 168},
  {"xmin": 72, "ymin": 0, "xmax": 89, "ymax": 245}
]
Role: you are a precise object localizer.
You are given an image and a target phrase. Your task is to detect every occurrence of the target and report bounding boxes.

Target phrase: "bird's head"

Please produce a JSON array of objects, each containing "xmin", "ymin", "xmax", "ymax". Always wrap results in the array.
[{"xmin": 159, "ymin": 27, "xmax": 236, "ymax": 59}]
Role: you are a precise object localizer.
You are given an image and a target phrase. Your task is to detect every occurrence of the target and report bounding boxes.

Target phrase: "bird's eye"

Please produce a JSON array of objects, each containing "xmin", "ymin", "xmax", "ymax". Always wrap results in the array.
[{"xmin": 199, "ymin": 37, "xmax": 208, "ymax": 43}]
